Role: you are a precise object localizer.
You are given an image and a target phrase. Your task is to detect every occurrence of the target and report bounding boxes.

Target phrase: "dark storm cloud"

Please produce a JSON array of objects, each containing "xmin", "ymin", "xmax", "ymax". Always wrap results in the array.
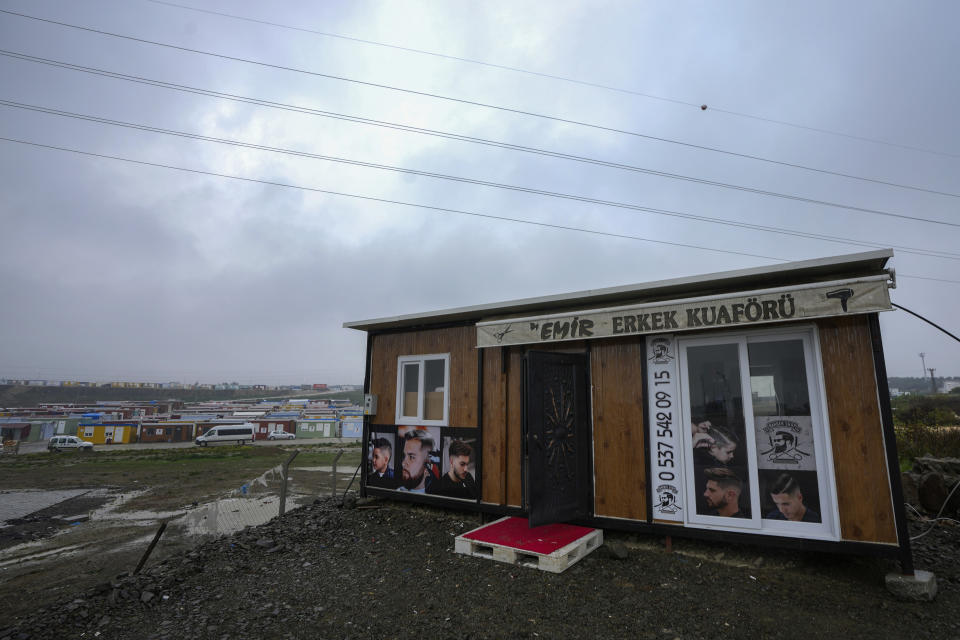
[{"xmin": 0, "ymin": 0, "xmax": 957, "ymax": 383}]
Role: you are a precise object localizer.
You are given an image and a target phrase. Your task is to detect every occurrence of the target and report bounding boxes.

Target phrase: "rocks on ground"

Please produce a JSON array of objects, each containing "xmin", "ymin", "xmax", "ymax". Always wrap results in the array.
[{"xmin": 3, "ymin": 494, "xmax": 960, "ymax": 640}]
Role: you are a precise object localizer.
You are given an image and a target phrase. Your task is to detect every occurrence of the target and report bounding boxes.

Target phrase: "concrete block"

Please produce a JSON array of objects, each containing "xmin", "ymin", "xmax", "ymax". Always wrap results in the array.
[{"xmin": 885, "ymin": 570, "xmax": 938, "ymax": 601}]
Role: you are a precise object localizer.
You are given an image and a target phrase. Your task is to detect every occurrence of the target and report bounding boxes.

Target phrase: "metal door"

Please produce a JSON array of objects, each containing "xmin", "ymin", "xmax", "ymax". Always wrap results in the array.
[{"xmin": 525, "ymin": 351, "xmax": 592, "ymax": 527}]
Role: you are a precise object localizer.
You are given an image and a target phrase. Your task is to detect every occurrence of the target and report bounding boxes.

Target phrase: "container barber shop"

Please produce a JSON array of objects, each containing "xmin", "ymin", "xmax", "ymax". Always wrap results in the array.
[{"xmin": 345, "ymin": 249, "xmax": 914, "ymax": 569}]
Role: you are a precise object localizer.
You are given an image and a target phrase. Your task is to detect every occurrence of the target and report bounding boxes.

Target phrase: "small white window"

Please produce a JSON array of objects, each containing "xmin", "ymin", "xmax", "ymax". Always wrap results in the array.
[{"xmin": 396, "ymin": 354, "xmax": 450, "ymax": 426}]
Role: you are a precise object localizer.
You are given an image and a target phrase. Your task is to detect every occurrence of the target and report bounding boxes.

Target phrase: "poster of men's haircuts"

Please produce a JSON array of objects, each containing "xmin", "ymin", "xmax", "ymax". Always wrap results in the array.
[
  {"xmin": 427, "ymin": 436, "xmax": 478, "ymax": 500},
  {"xmin": 684, "ymin": 343, "xmax": 751, "ymax": 520},
  {"xmin": 754, "ymin": 416, "xmax": 822, "ymax": 522},
  {"xmin": 758, "ymin": 469, "xmax": 822, "ymax": 523},
  {"xmin": 395, "ymin": 426, "xmax": 442, "ymax": 494},
  {"xmin": 367, "ymin": 430, "xmax": 397, "ymax": 489},
  {"xmin": 754, "ymin": 416, "xmax": 816, "ymax": 471}
]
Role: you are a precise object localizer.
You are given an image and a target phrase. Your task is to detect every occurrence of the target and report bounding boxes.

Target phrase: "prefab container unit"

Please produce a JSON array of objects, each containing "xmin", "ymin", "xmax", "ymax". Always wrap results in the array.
[
  {"xmin": 0, "ymin": 417, "xmax": 77, "ymax": 441},
  {"xmin": 297, "ymin": 419, "xmax": 338, "ymax": 438},
  {"xmin": 47, "ymin": 417, "xmax": 80, "ymax": 438},
  {"xmin": 0, "ymin": 422, "xmax": 31, "ymax": 442},
  {"xmin": 139, "ymin": 421, "xmax": 197, "ymax": 443},
  {"xmin": 249, "ymin": 419, "xmax": 297, "ymax": 440},
  {"xmin": 25, "ymin": 417, "xmax": 80, "ymax": 441},
  {"xmin": 345, "ymin": 249, "xmax": 915, "ymax": 571},
  {"xmin": 339, "ymin": 416, "xmax": 363, "ymax": 438},
  {"xmin": 77, "ymin": 422, "xmax": 138, "ymax": 444}
]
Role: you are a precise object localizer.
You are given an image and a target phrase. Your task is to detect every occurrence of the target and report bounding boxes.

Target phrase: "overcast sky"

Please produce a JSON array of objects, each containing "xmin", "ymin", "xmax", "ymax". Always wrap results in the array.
[{"xmin": 1, "ymin": 0, "xmax": 957, "ymax": 385}]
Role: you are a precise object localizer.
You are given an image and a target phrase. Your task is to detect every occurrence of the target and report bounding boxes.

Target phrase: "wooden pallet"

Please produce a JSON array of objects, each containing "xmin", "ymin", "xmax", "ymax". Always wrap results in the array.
[{"xmin": 455, "ymin": 517, "xmax": 603, "ymax": 574}]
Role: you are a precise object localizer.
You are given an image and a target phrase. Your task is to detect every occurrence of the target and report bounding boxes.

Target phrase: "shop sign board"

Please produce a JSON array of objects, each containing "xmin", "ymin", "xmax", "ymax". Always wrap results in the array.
[{"xmin": 477, "ymin": 277, "xmax": 891, "ymax": 348}]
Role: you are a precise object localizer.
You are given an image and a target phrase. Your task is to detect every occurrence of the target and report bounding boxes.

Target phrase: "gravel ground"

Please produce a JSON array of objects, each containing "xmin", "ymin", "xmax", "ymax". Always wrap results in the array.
[{"xmin": 2, "ymin": 497, "xmax": 957, "ymax": 640}]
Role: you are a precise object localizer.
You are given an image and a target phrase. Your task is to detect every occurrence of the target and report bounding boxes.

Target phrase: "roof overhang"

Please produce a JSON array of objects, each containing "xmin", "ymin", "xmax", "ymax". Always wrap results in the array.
[{"xmin": 344, "ymin": 249, "xmax": 893, "ymax": 333}]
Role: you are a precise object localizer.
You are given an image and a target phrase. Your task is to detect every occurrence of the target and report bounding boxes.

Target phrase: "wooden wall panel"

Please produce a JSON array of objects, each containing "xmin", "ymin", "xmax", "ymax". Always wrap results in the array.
[
  {"xmin": 368, "ymin": 326, "xmax": 478, "ymax": 427},
  {"xmin": 818, "ymin": 315, "xmax": 897, "ymax": 544},
  {"xmin": 481, "ymin": 347, "xmax": 507, "ymax": 504},
  {"xmin": 506, "ymin": 348, "xmax": 525, "ymax": 507},
  {"xmin": 590, "ymin": 337, "xmax": 648, "ymax": 520}
]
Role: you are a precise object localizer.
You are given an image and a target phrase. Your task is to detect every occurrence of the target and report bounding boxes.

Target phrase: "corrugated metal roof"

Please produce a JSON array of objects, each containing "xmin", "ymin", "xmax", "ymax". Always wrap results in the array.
[{"xmin": 344, "ymin": 249, "xmax": 893, "ymax": 332}]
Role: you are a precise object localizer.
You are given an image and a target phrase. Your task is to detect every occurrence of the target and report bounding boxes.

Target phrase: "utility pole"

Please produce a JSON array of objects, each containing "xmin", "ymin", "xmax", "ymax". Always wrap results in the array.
[
  {"xmin": 919, "ymin": 353, "xmax": 927, "ymax": 378},
  {"xmin": 928, "ymin": 368, "xmax": 938, "ymax": 394}
]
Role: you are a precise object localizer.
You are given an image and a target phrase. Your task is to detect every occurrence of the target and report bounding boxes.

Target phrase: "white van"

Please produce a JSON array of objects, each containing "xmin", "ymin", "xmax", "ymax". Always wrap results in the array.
[{"xmin": 195, "ymin": 423, "xmax": 256, "ymax": 446}]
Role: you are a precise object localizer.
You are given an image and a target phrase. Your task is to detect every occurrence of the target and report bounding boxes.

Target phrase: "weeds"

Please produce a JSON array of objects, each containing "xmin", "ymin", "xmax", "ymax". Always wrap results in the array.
[{"xmin": 896, "ymin": 423, "xmax": 960, "ymax": 468}]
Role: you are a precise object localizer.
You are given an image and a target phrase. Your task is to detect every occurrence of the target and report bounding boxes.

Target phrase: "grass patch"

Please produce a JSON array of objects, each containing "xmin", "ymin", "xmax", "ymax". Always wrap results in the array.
[
  {"xmin": 292, "ymin": 451, "xmax": 362, "ymax": 467},
  {"xmin": 0, "ymin": 444, "xmax": 365, "ymax": 511},
  {"xmin": 0, "ymin": 446, "xmax": 291, "ymax": 492}
]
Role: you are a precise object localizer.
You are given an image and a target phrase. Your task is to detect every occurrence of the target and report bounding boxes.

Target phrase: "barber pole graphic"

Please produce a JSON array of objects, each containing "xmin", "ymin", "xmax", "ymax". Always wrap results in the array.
[{"xmin": 646, "ymin": 335, "xmax": 684, "ymax": 523}]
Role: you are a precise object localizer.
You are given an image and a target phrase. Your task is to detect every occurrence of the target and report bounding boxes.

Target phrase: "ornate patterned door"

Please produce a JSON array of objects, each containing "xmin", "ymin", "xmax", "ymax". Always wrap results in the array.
[{"xmin": 526, "ymin": 351, "xmax": 592, "ymax": 527}]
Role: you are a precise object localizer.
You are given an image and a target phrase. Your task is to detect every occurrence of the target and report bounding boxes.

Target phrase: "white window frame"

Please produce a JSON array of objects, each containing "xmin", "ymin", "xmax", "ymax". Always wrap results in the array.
[
  {"xmin": 676, "ymin": 324, "xmax": 839, "ymax": 541},
  {"xmin": 395, "ymin": 353, "xmax": 451, "ymax": 426}
]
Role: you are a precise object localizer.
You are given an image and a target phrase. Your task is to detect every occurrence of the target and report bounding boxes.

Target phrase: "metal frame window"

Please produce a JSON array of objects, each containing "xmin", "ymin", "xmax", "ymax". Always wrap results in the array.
[{"xmin": 395, "ymin": 353, "xmax": 450, "ymax": 426}]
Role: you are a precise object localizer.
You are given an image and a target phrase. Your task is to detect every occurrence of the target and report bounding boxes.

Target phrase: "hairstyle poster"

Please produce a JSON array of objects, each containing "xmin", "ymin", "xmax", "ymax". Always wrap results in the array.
[
  {"xmin": 395, "ymin": 426, "xmax": 441, "ymax": 494},
  {"xmin": 427, "ymin": 436, "xmax": 478, "ymax": 500},
  {"xmin": 367, "ymin": 430, "xmax": 397, "ymax": 489}
]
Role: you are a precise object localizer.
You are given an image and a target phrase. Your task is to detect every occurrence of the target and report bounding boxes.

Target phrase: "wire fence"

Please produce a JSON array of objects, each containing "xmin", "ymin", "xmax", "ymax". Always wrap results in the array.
[{"xmin": 173, "ymin": 448, "xmax": 361, "ymax": 539}]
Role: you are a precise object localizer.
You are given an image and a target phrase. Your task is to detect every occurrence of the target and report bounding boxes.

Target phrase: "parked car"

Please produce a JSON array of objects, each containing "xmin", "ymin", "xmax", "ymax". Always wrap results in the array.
[
  {"xmin": 48, "ymin": 435, "xmax": 94, "ymax": 452},
  {"xmin": 195, "ymin": 424, "xmax": 256, "ymax": 446},
  {"xmin": 267, "ymin": 430, "xmax": 295, "ymax": 440}
]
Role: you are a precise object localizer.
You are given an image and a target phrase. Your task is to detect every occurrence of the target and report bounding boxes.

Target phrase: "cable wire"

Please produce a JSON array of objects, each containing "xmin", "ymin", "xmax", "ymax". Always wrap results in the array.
[
  {"xmin": 910, "ymin": 481, "xmax": 960, "ymax": 541},
  {"xmin": 0, "ymin": 135, "xmax": 785, "ymax": 262},
  {"xmin": 2, "ymin": 9, "xmax": 957, "ymax": 201},
  {"xmin": 892, "ymin": 303, "xmax": 960, "ymax": 343},
  {"xmin": 145, "ymin": 0, "xmax": 959, "ymax": 160},
  {"xmin": 893, "ymin": 274, "xmax": 960, "ymax": 285},
  {"xmin": 1, "ymin": 135, "xmax": 956, "ymax": 284},
  {"xmin": 7, "ymin": 49, "xmax": 960, "ymax": 210},
  {"xmin": 4, "ymin": 97, "xmax": 960, "ymax": 260}
]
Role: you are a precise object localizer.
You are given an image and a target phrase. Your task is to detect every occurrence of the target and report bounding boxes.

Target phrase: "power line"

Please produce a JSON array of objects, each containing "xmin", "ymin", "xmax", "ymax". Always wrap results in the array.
[
  {"xmin": 893, "ymin": 274, "xmax": 960, "ymax": 285},
  {"xmin": 5, "ymin": 97, "xmax": 960, "ymax": 262},
  {"xmin": 6, "ymin": 49, "xmax": 960, "ymax": 208},
  {"xmin": 0, "ymin": 135, "xmax": 954, "ymax": 285},
  {"xmin": 145, "ymin": 0, "xmax": 958, "ymax": 160},
  {"xmin": 892, "ymin": 304, "xmax": 960, "ymax": 344},
  {"xmin": 0, "ymin": 135, "xmax": 784, "ymax": 262},
  {"xmin": 2, "ymin": 9, "xmax": 957, "ymax": 202}
]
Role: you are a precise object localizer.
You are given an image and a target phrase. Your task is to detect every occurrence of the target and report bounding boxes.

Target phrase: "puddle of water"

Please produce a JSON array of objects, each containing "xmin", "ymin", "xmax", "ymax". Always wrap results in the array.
[
  {"xmin": 0, "ymin": 491, "xmax": 308, "ymax": 573},
  {"xmin": 79, "ymin": 486, "xmax": 307, "ymax": 537},
  {"xmin": 179, "ymin": 495, "xmax": 306, "ymax": 536},
  {"xmin": 2, "ymin": 466, "xmax": 313, "ymax": 574},
  {"xmin": 0, "ymin": 540, "xmax": 98, "ymax": 569},
  {"xmin": 0, "ymin": 488, "xmax": 94, "ymax": 522}
]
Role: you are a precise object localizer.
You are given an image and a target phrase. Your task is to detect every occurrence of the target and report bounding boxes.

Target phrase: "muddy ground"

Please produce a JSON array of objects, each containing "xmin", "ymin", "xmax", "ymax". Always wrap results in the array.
[
  {"xmin": 1, "ymin": 497, "xmax": 958, "ymax": 640},
  {"xmin": 2, "ymin": 446, "xmax": 958, "ymax": 639},
  {"xmin": 0, "ymin": 446, "xmax": 361, "ymax": 622}
]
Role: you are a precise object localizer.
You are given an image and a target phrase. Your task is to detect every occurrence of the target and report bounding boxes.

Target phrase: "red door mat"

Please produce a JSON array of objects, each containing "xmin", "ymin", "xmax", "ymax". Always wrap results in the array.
[{"xmin": 454, "ymin": 516, "xmax": 603, "ymax": 573}]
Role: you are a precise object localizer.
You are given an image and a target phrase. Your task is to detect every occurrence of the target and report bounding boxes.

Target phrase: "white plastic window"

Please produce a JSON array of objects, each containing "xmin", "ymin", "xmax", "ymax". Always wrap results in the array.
[
  {"xmin": 677, "ymin": 327, "xmax": 838, "ymax": 540},
  {"xmin": 396, "ymin": 354, "xmax": 450, "ymax": 426}
]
